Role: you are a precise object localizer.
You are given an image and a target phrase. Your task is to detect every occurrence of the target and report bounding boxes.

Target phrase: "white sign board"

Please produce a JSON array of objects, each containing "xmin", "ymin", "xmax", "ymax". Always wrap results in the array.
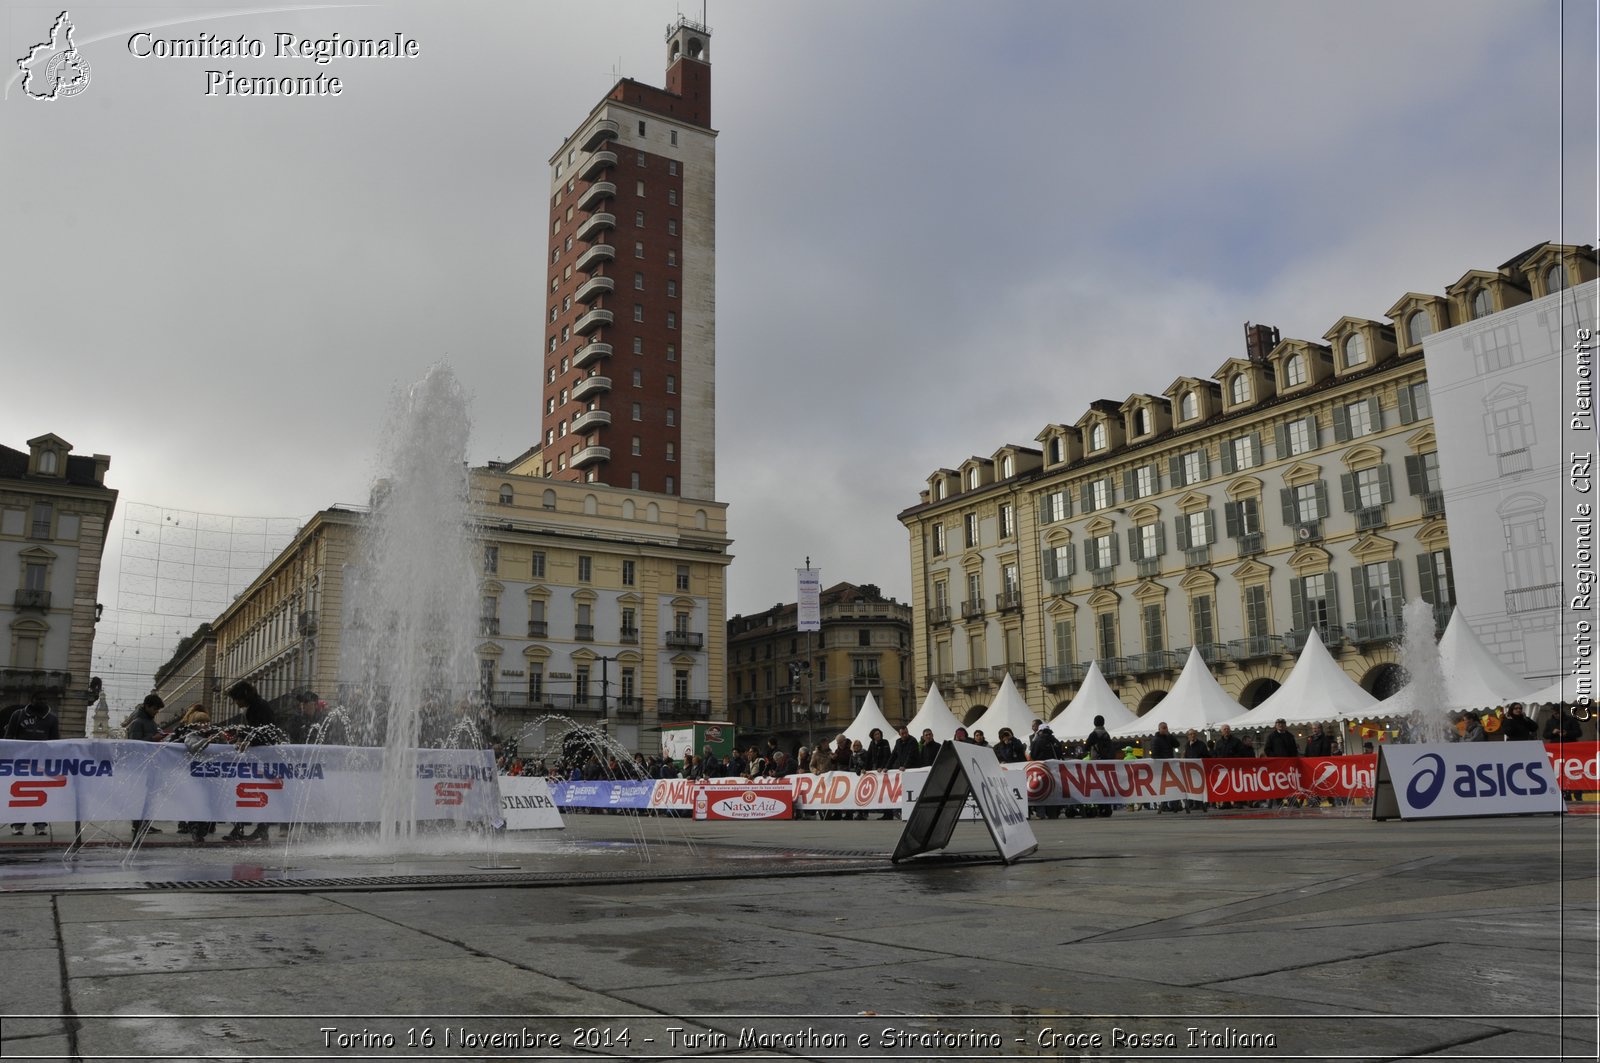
[
  {"xmin": 1373, "ymin": 742, "xmax": 1565, "ymax": 820},
  {"xmin": 892, "ymin": 743, "xmax": 1036, "ymax": 865},
  {"xmin": 497, "ymin": 775, "xmax": 564, "ymax": 830},
  {"xmin": 796, "ymin": 567, "xmax": 822, "ymax": 632}
]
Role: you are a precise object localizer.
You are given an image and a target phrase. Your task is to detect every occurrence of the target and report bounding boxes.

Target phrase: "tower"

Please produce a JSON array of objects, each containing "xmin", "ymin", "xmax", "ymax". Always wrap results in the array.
[{"xmin": 537, "ymin": 17, "xmax": 716, "ymax": 499}]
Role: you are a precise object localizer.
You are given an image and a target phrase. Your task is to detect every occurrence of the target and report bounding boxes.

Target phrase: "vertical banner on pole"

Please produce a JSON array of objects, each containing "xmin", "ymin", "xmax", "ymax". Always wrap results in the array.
[{"xmin": 797, "ymin": 567, "xmax": 822, "ymax": 632}]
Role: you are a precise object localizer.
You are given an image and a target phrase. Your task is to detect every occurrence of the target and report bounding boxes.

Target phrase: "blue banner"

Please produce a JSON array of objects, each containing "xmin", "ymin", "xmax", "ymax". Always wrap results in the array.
[{"xmin": 550, "ymin": 779, "xmax": 654, "ymax": 808}]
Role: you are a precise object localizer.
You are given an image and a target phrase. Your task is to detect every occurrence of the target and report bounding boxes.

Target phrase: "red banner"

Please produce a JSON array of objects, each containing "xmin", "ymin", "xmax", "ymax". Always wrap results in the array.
[
  {"xmin": 1547, "ymin": 741, "xmax": 1600, "ymax": 791},
  {"xmin": 694, "ymin": 783, "xmax": 794, "ymax": 820}
]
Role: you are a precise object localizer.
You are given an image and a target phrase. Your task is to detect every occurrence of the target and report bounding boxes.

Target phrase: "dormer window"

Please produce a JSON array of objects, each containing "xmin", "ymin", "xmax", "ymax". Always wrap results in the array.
[
  {"xmin": 1471, "ymin": 288, "xmax": 1492, "ymax": 319},
  {"xmin": 1230, "ymin": 375, "xmax": 1250, "ymax": 405},
  {"xmin": 1133, "ymin": 407, "xmax": 1149, "ymax": 435},
  {"xmin": 38, "ymin": 450, "xmax": 58, "ymax": 475},
  {"xmin": 1180, "ymin": 392, "xmax": 1198, "ymax": 421},
  {"xmin": 1090, "ymin": 423, "xmax": 1107, "ymax": 451},
  {"xmin": 1407, "ymin": 310, "xmax": 1433, "ymax": 347},
  {"xmin": 968, "ymin": 468, "xmax": 980, "ymax": 490},
  {"xmin": 1001, "ymin": 455, "xmax": 1014, "ymax": 478},
  {"xmin": 1048, "ymin": 437, "xmax": 1063, "ymax": 464},
  {"xmin": 935, "ymin": 480, "xmax": 947, "ymax": 500},
  {"xmin": 1284, "ymin": 353, "xmax": 1307, "ymax": 387},
  {"xmin": 1344, "ymin": 333, "xmax": 1368, "ymax": 368},
  {"xmin": 1547, "ymin": 264, "xmax": 1568, "ymax": 294}
]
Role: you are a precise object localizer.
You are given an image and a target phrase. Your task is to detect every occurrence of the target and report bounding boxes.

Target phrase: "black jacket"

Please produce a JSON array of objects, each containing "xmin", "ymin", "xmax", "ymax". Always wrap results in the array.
[
  {"xmin": 1263, "ymin": 729, "xmax": 1299, "ymax": 757},
  {"xmin": 1214, "ymin": 734, "xmax": 1249, "ymax": 758},
  {"xmin": 1304, "ymin": 732, "xmax": 1335, "ymax": 757},
  {"xmin": 5, "ymin": 703, "xmax": 59, "ymax": 742},
  {"xmin": 1149, "ymin": 731, "xmax": 1180, "ymax": 759}
]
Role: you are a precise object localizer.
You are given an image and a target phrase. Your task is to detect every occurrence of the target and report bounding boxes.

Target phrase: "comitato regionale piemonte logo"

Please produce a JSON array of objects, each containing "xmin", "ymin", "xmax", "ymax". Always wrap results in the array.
[{"xmin": 18, "ymin": 11, "xmax": 92, "ymax": 101}]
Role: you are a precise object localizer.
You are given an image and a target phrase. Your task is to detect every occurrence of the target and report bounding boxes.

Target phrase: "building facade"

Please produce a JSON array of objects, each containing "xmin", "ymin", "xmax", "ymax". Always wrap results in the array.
[
  {"xmin": 728, "ymin": 582, "xmax": 914, "ymax": 749},
  {"xmin": 537, "ymin": 17, "xmax": 716, "ymax": 499},
  {"xmin": 896, "ymin": 252, "xmax": 1543, "ymax": 722},
  {"xmin": 0, "ymin": 434, "xmax": 116, "ymax": 735},
  {"xmin": 201, "ymin": 470, "xmax": 730, "ymax": 755},
  {"xmin": 1420, "ymin": 243, "xmax": 1597, "ymax": 690},
  {"xmin": 151, "ymin": 623, "xmax": 218, "ymax": 721}
]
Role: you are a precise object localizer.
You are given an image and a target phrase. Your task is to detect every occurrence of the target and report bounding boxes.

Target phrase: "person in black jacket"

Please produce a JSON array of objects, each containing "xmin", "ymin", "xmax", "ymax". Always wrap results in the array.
[
  {"xmin": 992, "ymin": 727, "xmax": 1027, "ymax": 764},
  {"xmin": 864, "ymin": 727, "xmax": 892, "ymax": 772},
  {"xmin": 1304, "ymin": 722, "xmax": 1335, "ymax": 758},
  {"xmin": 917, "ymin": 728, "xmax": 942, "ymax": 768},
  {"xmin": 1499, "ymin": 703, "xmax": 1539, "ymax": 742},
  {"xmin": 1262, "ymin": 719, "xmax": 1300, "ymax": 758},
  {"xmin": 1213, "ymin": 724, "xmax": 1248, "ymax": 758},
  {"xmin": 1084, "ymin": 717, "xmax": 1114, "ymax": 761},
  {"xmin": 6, "ymin": 696, "xmax": 60, "ymax": 836},
  {"xmin": 221, "ymin": 681, "xmax": 282, "ymax": 843},
  {"xmin": 889, "ymin": 725, "xmax": 919, "ymax": 769}
]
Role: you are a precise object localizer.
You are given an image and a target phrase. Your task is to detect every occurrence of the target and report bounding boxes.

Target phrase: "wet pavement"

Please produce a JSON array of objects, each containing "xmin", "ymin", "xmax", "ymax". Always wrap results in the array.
[{"xmin": 0, "ymin": 808, "xmax": 1595, "ymax": 1061}]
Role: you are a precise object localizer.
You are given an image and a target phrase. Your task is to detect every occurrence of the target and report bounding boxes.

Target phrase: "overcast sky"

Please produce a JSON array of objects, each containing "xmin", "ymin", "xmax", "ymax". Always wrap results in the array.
[{"xmin": 3, "ymin": 0, "xmax": 1595, "ymax": 702}]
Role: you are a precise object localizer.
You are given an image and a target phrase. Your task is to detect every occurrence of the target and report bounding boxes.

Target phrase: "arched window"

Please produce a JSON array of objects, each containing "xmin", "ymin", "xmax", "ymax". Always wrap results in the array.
[
  {"xmin": 542, "ymin": 489, "xmax": 557, "ymax": 510},
  {"xmin": 935, "ymin": 480, "xmax": 947, "ymax": 500},
  {"xmin": 1284, "ymin": 353, "xmax": 1307, "ymax": 387},
  {"xmin": 968, "ymin": 468, "xmax": 980, "ymax": 489},
  {"xmin": 38, "ymin": 450, "xmax": 57, "ymax": 475},
  {"xmin": 1001, "ymin": 455, "xmax": 1014, "ymax": 478},
  {"xmin": 1180, "ymin": 392, "xmax": 1198, "ymax": 421},
  {"xmin": 1049, "ymin": 438, "xmax": 1063, "ymax": 464},
  {"xmin": 1230, "ymin": 375, "xmax": 1250, "ymax": 405},
  {"xmin": 1471, "ymin": 288, "xmax": 1492, "ymax": 319},
  {"xmin": 1546, "ymin": 264, "xmax": 1568, "ymax": 294},
  {"xmin": 1407, "ymin": 309, "xmax": 1433, "ymax": 347},
  {"xmin": 1344, "ymin": 333, "xmax": 1368, "ymax": 368},
  {"xmin": 498, "ymin": 484, "xmax": 513, "ymax": 505},
  {"xmin": 1090, "ymin": 423, "xmax": 1107, "ymax": 450},
  {"xmin": 1133, "ymin": 408, "xmax": 1149, "ymax": 435}
]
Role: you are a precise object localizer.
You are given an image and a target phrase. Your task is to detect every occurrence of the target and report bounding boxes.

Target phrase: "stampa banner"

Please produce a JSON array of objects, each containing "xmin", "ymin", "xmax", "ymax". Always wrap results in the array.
[{"xmin": 0, "ymin": 739, "xmax": 498, "ymax": 824}]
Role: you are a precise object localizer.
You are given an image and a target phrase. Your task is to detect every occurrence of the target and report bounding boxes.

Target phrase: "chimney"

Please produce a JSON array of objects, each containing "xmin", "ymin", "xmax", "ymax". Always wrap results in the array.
[{"xmin": 1244, "ymin": 322, "xmax": 1281, "ymax": 365}]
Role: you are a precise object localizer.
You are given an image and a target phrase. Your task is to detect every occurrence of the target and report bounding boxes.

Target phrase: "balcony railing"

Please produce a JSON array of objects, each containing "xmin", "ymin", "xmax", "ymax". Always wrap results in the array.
[
  {"xmin": 657, "ymin": 697, "xmax": 709, "ymax": 719},
  {"xmin": 1497, "ymin": 448, "xmax": 1533, "ymax": 476},
  {"xmin": 1041, "ymin": 663, "xmax": 1086, "ymax": 687},
  {"xmin": 992, "ymin": 662, "xmax": 1027, "ymax": 685},
  {"xmin": 1096, "ymin": 657, "xmax": 1131, "ymax": 679},
  {"xmin": 575, "ymin": 274, "xmax": 615, "ymax": 304},
  {"xmin": 580, "ymin": 118, "xmax": 619, "ymax": 150},
  {"xmin": 12, "ymin": 589, "xmax": 51, "ymax": 611},
  {"xmin": 571, "ymin": 444, "xmax": 611, "ymax": 468},
  {"xmin": 491, "ymin": 691, "xmax": 603, "ymax": 715},
  {"xmin": 1237, "ymin": 531, "xmax": 1264, "ymax": 556},
  {"xmin": 575, "ymin": 212, "xmax": 616, "ymax": 243},
  {"xmin": 1091, "ymin": 568, "xmax": 1117, "ymax": 588},
  {"xmin": 0, "ymin": 667, "xmax": 71, "ymax": 694},
  {"xmin": 994, "ymin": 591, "xmax": 1022, "ymax": 613},
  {"xmin": 571, "ymin": 408, "xmax": 612, "ymax": 434},
  {"xmin": 527, "ymin": 620, "xmax": 548, "ymax": 638},
  {"xmin": 572, "ymin": 374, "xmax": 612, "ymax": 401},
  {"xmin": 956, "ymin": 668, "xmax": 990, "ymax": 688},
  {"xmin": 579, "ymin": 150, "xmax": 617, "ymax": 181},
  {"xmin": 850, "ymin": 673, "xmax": 884, "ymax": 688},
  {"xmin": 1421, "ymin": 491, "xmax": 1446, "ymax": 517},
  {"xmin": 1347, "ymin": 615, "xmax": 1403, "ymax": 645},
  {"xmin": 1356, "ymin": 506, "xmax": 1387, "ymax": 531},
  {"xmin": 1189, "ymin": 641, "xmax": 1232, "ymax": 665},
  {"xmin": 577, "ymin": 180, "xmax": 615, "ymax": 212},
  {"xmin": 926, "ymin": 673, "xmax": 956, "ymax": 692},
  {"xmin": 1047, "ymin": 577, "xmax": 1073, "ymax": 597},
  {"xmin": 1228, "ymin": 635, "xmax": 1285, "ymax": 661},
  {"xmin": 574, "ymin": 624, "xmax": 594, "ymax": 642},
  {"xmin": 665, "ymin": 631, "xmax": 704, "ymax": 650},
  {"xmin": 1505, "ymin": 583, "xmax": 1561, "ymax": 614},
  {"xmin": 619, "ymin": 626, "xmax": 639, "ymax": 644},
  {"xmin": 927, "ymin": 605, "xmax": 951, "ymax": 626},
  {"xmin": 572, "ymin": 341, "xmax": 612, "ymax": 368},
  {"xmin": 1184, "ymin": 546, "xmax": 1211, "ymax": 568},
  {"xmin": 478, "ymin": 617, "xmax": 500, "ymax": 636},
  {"xmin": 574, "ymin": 307, "xmax": 614, "ymax": 335},
  {"xmin": 575, "ymin": 243, "xmax": 614, "ymax": 273},
  {"xmin": 1129, "ymin": 650, "xmax": 1180, "ymax": 675},
  {"xmin": 1287, "ymin": 626, "xmax": 1344, "ymax": 653},
  {"xmin": 1137, "ymin": 558, "xmax": 1161, "ymax": 578},
  {"xmin": 961, "ymin": 600, "xmax": 985, "ymax": 620},
  {"xmin": 612, "ymin": 696, "xmax": 642, "ymax": 717}
]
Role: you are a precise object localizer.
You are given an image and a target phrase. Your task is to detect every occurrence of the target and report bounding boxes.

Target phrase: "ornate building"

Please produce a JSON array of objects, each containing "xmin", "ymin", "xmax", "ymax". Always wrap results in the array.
[
  {"xmin": 0, "ymin": 434, "xmax": 116, "ymax": 735},
  {"xmin": 897, "ymin": 247, "xmax": 1591, "ymax": 723},
  {"xmin": 728, "ymin": 582, "xmax": 913, "ymax": 749}
]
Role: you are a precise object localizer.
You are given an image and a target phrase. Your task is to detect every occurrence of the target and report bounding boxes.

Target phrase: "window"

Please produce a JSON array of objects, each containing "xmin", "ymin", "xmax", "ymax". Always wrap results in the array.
[
  {"xmin": 635, "ymin": 210, "xmax": 645, "ymax": 227},
  {"xmin": 1471, "ymin": 288, "xmax": 1492, "ymax": 319},
  {"xmin": 631, "ymin": 436, "xmax": 641, "ymax": 456},
  {"xmin": 1043, "ymin": 543, "xmax": 1074, "ymax": 582},
  {"xmin": 632, "ymin": 336, "xmax": 644, "ymax": 354},
  {"xmin": 1224, "ymin": 497, "xmax": 1261, "ymax": 538},
  {"xmin": 1135, "ymin": 521, "xmax": 1162, "ymax": 561},
  {"xmin": 498, "ymin": 484, "xmax": 513, "ymax": 505},
  {"xmin": 630, "ymin": 472, "xmax": 640, "ymax": 489},
  {"xmin": 1090, "ymin": 478, "xmax": 1111, "ymax": 511},
  {"xmin": 1284, "ymin": 353, "xmax": 1307, "ymax": 387},
  {"xmin": 637, "ymin": 121, "xmax": 647, "ymax": 136},
  {"xmin": 1293, "ymin": 572, "xmax": 1339, "ymax": 639},
  {"xmin": 667, "ymin": 219, "xmax": 678, "ymax": 236},
  {"xmin": 1048, "ymin": 437, "xmax": 1064, "ymax": 464},
  {"xmin": 635, "ymin": 180, "xmax": 645, "ymax": 196},
  {"xmin": 632, "ymin": 369, "xmax": 642, "ymax": 387},
  {"xmin": 1132, "ymin": 407, "xmax": 1150, "ymax": 435},
  {"xmin": 1337, "ymin": 397, "xmax": 1377, "ymax": 440},
  {"xmin": 1407, "ymin": 309, "xmax": 1433, "ymax": 347},
  {"xmin": 1405, "ymin": 451, "xmax": 1442, "ymax": 497},
  {"xmin": 666, "ymin": 280, "xmax": 677, "ymax": 298},
  {"xmin": 966, "ymin": 572, "xmax": 982, "ymax": 606},
  {"xmin": 1226, "ymin": 433, "xmax": 1258, "ymax": 472},
  {"xmin": 483, "ymin": 545, "xmax": 498, "ymax": 574},
  {"xmin": 1041, "ymin": 490, "xmax": 1069, "ymax": 524},
  {"xmin": 932, "ymin": 525, "xmax": 947, "ymax": 555},
  {"xmin": 1171, "ymin": 449, "xmax": 1208, "ymax": 487},
  {"xmin": 666, "ymin": 344, "xmax": 676, "ymax": 361},
  {"xmin": 665, "ymin": 408, "xmax": 676, "ymax": 427},
  {"xmin": 1090, "ymin": 423, "xmax": 1107, "ymax": 450},
  {"xmin": 1182, "ymin": 509, "xmax": 1213, "ymax": 547},
  {"xmin": 667, "ymin": 190, "xmax": 678, "ymax": 206},
  {"xmin": 1134, "ymin": 464, "xmax": 1157, "ymax": 499},
  {"xmin": 1243, "ymin": 584, "xmax": 1269, "ymax": 637},
  {"xmin": 1180, "ymin": 391, "xmax": 1198, "ymax": 420},
  {"xmin": 670, "ymin": 130, "xmax": 678, "ymax": 146},
  {"xmin": 666, "ymin": 374, "xmax": 676, "ymax": 394},
  {"xmin": 546, "ymin": 398, "xmax": 555, "ymax": 415},
  {"xmin": 622, "ymin": 560, "xmax": 635, "ymax": 586},
  {"xmin": 636, "ymin": 151, "xmax": 645, "ymax": 165},
  {"xmin": 676, "ymin": 565, "xmax": 690, "ymax": 590},
  {"xmin": 1344, "ymin": 465, "xmax": 1391, "ymax": 510},
  {"xmin": 667, "ymin": 250, "xmax": 677, "ymax": 267},
  {"xmin": 632, "ymin": 402, "xmax": 642, "ymax": 421},
  {"xmin": 578, "ymin": 555, "xmax": 592, "ymax": 582},
  {"xmin": 23, "ymin": 561, "xmax": 47, "ymax": 591},
  {"xmin": 1097, "ymin": 612, "xmax": 1118, "ymax": 659},
  {"xmin": 668, "ymin": 160, "xmax": 678, "ymax": 175},
  {"xmin": 964, "ymin": 513, "xmax": 979, "ymax": 548},
  {"xmin": 666, "ymin": 312, "xmax": 676, "ymax": 329},
  {"xmin": 29, "ymin": 503, "xmax": 51, "ymax": 539},
  {"xmin": 1002, "ymin": 455, "xmax": 1014, "ymax": 478},
  {"xmin": 633, "ymin": 304, "xmax": 644, "ymax": 322},
  {"xmin": 1419, "ymin": 548, "xmax": 1457, "ymax": 611},
  {"xmin": 634, "ymin": 272, "xmax": 645, "ymax": 289},
  {"xmin": 634, "ymin": 241, "xmax": 645, "ymax": 258},
  {"xmin": 1283, "ymin": 480, "xmax": 1328, "ymax": 524},
  {"xmin": 998, "ymin": 503, "xmax": 1015, "ymax": 538},
  {"xmin": 1143, "ymin": 604, "xmax": 1164, "ymax": 653},
  {"xmin": 528, "ymin": 664, "xmax": 543, "ymax": 701},
  {"xmin": 1355, "ymin": 560, "xmax": 1403, "ymax": 634},
  {"xmin": 1281, "ymin": 416, "xmax": 1317, "ymax": 457},
  {"xmin": 1398, "ymin": 381, "xmax": 1432, "ymax": 423},
  {"xmin": 1230, "ymin": 374, "xmax": 1250, "ymax": 404},
  {"xmin": 664, "ymin": 476, "xmax": 674, "ymax": 493},
  {"xmin": 1191, "ymin": 595, "xmax": 1215, "ymax": 646},
  {"xmin": 531, "ymin": 552, "xmax": 546, "ymax": 578},
  {"xmin": 1344, "ymin": 333, "xmax": 1368, "ymax": 368},
  {"xmin": 1089, "ymin": 532, "xmax": 1118, "ymax": 570},
  {"xmin": 1547, "ymin": 264, "xmax": 1568, "ymax": 293},
  {"xmin": 666, "ymin": 442, "xmax": 675, "ymax": 462}
]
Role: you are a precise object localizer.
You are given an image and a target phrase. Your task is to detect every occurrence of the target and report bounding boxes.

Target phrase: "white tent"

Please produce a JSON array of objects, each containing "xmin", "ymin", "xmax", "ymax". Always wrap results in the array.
[
  {"xmin": 969, "ymin": 674, "xmax": 1043, "ymax": 741},
  {"xmin": 904, "ymin": 682, "xmax": 965, "ymax": 742},
  {"xmin": 1223, "ymin": 629, "xmax": 1378, "ymax": 729},
  {"xmin": 1110, "ymin": 647, "xmax": 1246, "ymax": 739},
  {"xmin": 1369, "ymin": 612, "xmax": 1538, "ymax": 719},
  {"xmin": 1047, "ymin": 661, "xmax": 1137, "ymax": 739},
  {"xmin": 1526, "ymin": 674, "xmax": 1585, "ymax": 706},
  {"xmin": 841, "ymin": 691, "xmax": 897, "ymax": 744}
]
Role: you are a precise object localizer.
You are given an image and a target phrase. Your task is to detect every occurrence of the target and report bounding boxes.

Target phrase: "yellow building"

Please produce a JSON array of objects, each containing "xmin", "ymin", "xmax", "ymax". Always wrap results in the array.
[{"xmin": 204, "ymin": 467, "xmax": 729, "ymax": 755}]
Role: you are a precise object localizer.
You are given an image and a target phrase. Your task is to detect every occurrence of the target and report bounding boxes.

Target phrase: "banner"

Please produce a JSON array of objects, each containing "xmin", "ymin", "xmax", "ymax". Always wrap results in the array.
[
  {"xmin": 550, "ymin": 779, "xmax": 654, "ymax": 809},
  {"xmin": 1546, "ymin": 741, "xmax": 1600, "ymax": 792},
  {"xmin": 796, "ymin": 567, "xmax": 821, "ymax": 632},
  {"xmin": 1374, "ymin": 742, "xmax": 1564, "ymax": 820},
  {"xmin": 792, "ymin": 770, "xmax": 903, "ymax": 811},
  {"xmin": 694, "ymin": 783, "xmax": 794, "ymax": 820},
  {"xmin": 497, "ymin": 776, "xmax": 563, "ymax": 830},
  {"xmin": 0, "ymin": 739, "xmax": 498, "ymax": 824},
  {"xmin": 1025, "ymin": 759, "xmax": 1207, "ymax": 806}
]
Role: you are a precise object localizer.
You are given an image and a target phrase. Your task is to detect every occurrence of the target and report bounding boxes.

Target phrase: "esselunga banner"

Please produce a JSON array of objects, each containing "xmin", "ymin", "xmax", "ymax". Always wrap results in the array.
[{"xmin": 0, "ymin": 739, "xmax": 498, "ymax": 824}]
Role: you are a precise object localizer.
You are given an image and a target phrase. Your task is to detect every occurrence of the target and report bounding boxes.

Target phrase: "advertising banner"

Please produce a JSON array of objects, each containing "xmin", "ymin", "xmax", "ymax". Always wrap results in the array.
[
  {"xmin": 1546, "ymin": 741, "xmax": 1600, "ymax": 791},
  {"xmin": 497, "ymin": 776, "xmax": 564, "ymax": 830},
  {"xmin": 793, "ymin": 770, "xmax": 904, "ymax": 811},
  {"xmin": 694, "ymin": 783, "xmax": 794, "ymax": 820},
  {"xmin": 550, "ymin": 779, "xmax": 654, "ymax": 809},
  {"xmin": 1028, "ymin": 759, "xmax": 1208, "ymax": 806},
  {"xmin": 1374, "ymin": 742, "xmax": 1565, "ymax": 820},
  {"xmin": 796, "ymin": 567, "xmax": 822, "ymax": 632}
]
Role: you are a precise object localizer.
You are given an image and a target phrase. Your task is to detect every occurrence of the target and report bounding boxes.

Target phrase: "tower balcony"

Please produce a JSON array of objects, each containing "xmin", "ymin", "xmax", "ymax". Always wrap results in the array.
[
  {"xmin": 580, "ymin": 119, "xmax": 619, "ymax": 151},
  {"xmin": 575, "ymin": 212, "xmax": 615, "ymax": 242},
  {"xmin": 577, "ymin": 181, "xmax": 615, "ymax": 212},
  {"xmin": 576, "ymin": 244, "xmax": 614, "ymax": 273},
  {"xmin": 574, "ymin": 308, "xmax": 613, "ymax": 335},
  {"xmin": 572, "ymin": 341, "xmax": 612, "ymax": 369},
  {"xmin": 572, "ymin": 375, "xmax": 612, "ymax": 402},
  {"xmin": 579, "ymin": 150, "xmax": 617, "ymax": 182},
  {"xmin": 571, "ymin": 444, "xmax": 611, "ymax": 469},
  {"xmin": 575, "ymin": 275, "xmax": 615, "ymax": 304},
  {"xmin": 571, "ymin": 408, "xmax": 612, "ymax": 434}
]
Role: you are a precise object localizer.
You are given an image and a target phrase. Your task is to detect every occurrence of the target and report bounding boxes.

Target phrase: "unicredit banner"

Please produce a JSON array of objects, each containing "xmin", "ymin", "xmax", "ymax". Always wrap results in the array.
[{"xmin": 0, "ymin": 739, "xmax": 498, "ymax": 824}]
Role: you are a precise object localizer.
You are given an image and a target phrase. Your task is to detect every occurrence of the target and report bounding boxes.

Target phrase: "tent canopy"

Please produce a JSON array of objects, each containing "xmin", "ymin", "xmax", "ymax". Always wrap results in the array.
[
  {"xmin": 1368, "ymin": 611, "xmax": 1537, "ymax": 721},
  {"xmin": 1047, "ymin": 661, "xmax": 1137, "ymax": 740},
  {"xmin": 841, "ymin": 691, "xmax": 897, "ymax": 744},
  {"xmin": 1110, "ymin": 648, "xmax": 1245, "ymax": 739},
  {"xmin": 1223, "ymin": 629, "xmax": 1377, "ymax": 729},
  {"xmin": 969, "ymin": 674, "xmax": 1043, "ymax": 741},
  {"xmin": 905, "ymin": 683, "xmax": 964, "ymax": 742}
]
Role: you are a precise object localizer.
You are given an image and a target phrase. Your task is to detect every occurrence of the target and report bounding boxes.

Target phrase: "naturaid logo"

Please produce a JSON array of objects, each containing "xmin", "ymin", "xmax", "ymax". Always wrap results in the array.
[{"xmin": 18, "ymin": 11, "xmax": 92, "ymax": 101}]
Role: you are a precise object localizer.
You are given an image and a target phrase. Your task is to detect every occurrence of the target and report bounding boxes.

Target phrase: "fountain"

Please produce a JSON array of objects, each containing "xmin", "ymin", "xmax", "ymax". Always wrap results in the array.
[{"xmin": 1396, "ymin": 598, "xmax": 1451, "ymax": 743}]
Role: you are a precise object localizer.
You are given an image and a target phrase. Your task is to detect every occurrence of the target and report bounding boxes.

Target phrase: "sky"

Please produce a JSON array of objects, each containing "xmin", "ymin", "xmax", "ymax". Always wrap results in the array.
[{"xmin": 3, "ymin": 0, "xmax": 1595, "ymax": 705}]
